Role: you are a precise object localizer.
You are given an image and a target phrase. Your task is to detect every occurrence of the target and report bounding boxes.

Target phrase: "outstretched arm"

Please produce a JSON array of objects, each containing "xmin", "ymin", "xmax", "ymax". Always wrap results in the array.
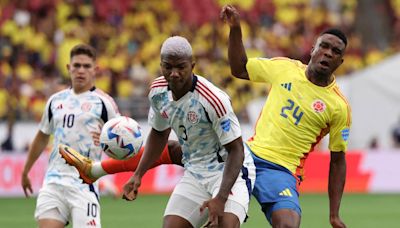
[
  {"xmin": 21, "ymin": 131, "xmax": 50, "ymax": 197},
  {"xmin": 221, "ymin": 5, "xmax": 249, "ymax": 80},
  {"xmin": 329, "ymin": 151, "xmax": 347, "ymax": 228},
  {"xmin": 123, "ymin": 128, "xmax": 171, "ymax": 200}
]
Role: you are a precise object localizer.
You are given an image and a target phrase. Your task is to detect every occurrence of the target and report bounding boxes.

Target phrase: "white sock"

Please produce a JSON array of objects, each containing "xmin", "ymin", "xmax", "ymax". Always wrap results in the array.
[{"xmin": 91, "ymin": 162, "xmax": 107, "ymax": 178}]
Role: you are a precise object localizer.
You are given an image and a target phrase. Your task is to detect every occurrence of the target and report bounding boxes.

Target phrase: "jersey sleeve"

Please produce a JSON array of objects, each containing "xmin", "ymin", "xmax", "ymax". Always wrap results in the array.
[
  {"xmin": 207, "ymin": 90, "xmax": 242, "ymax": 146},
  {"xmin": 147, "ymin": 87, "xmax": 170, "ymax": 131},
  {"xmin": 97, "ymin": 90, "xmax": 120, "ymax": 122},
  {"xmin": 103, "ymin": 97, "xmax": 120, "ymax": 121},
  {"xmin": 329, "ymin": 102, "xmax": 352, "ymax": 152},
  {"xmin": 246, "ymin": 57, "xmax": 299, "ymax": 84},
  {"xmin": 38, "ymin": 96, "xmax": 55, "ymax": 135},
  {"xmin": 148, "ymin": 106, "xmax": 170, "ymax": 131}
]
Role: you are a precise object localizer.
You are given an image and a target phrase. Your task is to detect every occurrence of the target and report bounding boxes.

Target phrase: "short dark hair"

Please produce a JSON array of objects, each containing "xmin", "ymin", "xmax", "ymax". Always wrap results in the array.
[
  {"xmin": 70, "ymin": 44, "xmax": 97, "ymax": 60},
  {"xmin": 321, "ymin": 28, "xmax": 347, "ymax": 47}
]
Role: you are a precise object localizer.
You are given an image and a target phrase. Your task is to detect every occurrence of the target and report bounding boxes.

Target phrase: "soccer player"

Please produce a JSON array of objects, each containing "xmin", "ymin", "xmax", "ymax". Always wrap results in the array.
[
  {"xmin": 220, "ymin": 5, "xmax": 351, "ymax": 228},
  {"xmin": 123, "ymin": 36, "xmax": 255, "ymax": 228},
  {"xmin": 59, "ymin": 140, "xmax": 183, "ymax": 185},
  {"xmin": 21, "ymin": 44, "xmax": 120, "ymax": 228}
]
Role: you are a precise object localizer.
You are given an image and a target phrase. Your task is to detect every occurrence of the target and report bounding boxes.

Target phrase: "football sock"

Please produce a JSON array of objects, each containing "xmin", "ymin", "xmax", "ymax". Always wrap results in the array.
[
  {"xmin": 91, "ymin": 162, "xmax": 107, "ymax": 178},
  {"xmin": 93, "ymin": 144, "xmax": 172, "ymax": 177}
]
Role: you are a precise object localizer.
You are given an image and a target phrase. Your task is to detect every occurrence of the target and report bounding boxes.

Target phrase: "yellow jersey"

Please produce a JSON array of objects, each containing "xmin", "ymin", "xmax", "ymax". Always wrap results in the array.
[{"xmin": 246, "ymin": 57, "xmax": 351, "ymax": 178}]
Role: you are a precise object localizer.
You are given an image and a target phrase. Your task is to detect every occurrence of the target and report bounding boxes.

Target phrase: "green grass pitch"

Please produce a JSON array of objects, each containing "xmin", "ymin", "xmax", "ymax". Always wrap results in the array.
[{"xmin": 0, "ymin": 194, "xmax": 399, "ymax": 227}]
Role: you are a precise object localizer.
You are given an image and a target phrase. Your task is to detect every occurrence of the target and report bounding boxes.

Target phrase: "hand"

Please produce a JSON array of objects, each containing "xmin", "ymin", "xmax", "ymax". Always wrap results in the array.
[
  {"xmin": 122, "ymin": 174, "xmax": 141, "ymax": 201},
  {"xmin": 220, "ymin": 4, "xmax": 241, "ymax": 27},
  {"xmin": 200, "ymin": 196, "xmax": 226, "ymax": 227},
  {"xmin": 21, "ymin": 173, "xmax": 33, "ymax": 198},
  {"xmin": 330, "ymin": 215, "xmax": 346, "ymax": 228}
]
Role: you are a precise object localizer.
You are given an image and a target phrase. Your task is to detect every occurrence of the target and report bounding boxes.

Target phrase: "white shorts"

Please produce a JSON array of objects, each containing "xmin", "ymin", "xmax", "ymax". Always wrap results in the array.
[
  {"xmin": 35, "ymin": 183, "xmax": 101, "ymax": 227},
  {"xmin": 164, "ymin": 153, "xmax": 255, "ymax": 227}
]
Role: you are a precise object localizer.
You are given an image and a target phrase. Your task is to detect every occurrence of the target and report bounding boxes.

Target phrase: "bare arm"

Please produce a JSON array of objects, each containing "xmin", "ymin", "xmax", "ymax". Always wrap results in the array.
[
  {"xmin": 200, "ymin": 137, "xmax": 245, "ymax": 226},
  {"xmin": 123, "ymin": 128, "xmax": 171, "ymax": 200},
  {"xmin": 135, "ymin": 128, "xmax": 171, "ymax": 177},
  {"xmin": 21, "ymin": 130, "xmax": 50, "ymax": 197},
  {"xmin": 220, "ymin": 5, "xmax": 249, "ymax": 80},
  {"xmin": 217, "ymin": 137, "xmax": 244, "ymax": 201},
  {"xmin": 328, "ymin": 151, "xmax": 347, "ymax": 228}
]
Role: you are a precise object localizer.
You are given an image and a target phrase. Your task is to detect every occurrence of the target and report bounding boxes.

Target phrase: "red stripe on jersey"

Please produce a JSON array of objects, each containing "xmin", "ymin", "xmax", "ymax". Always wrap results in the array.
[
  {"xmin": 195, "ymin": 88, "xmax": 222, "ymax": 118},
  {"xmin": 154, "ymin": 76, "xmax": 167, "ymax": 82},
  {"xmin": 333, "ymin": 87, "xmax": 352, "ymax": 126},
  {"xmin": 150, "ymin": 82, "xmax": 168, "ymax": 89},
  {"xmin": 197, "ymin": 81, "xmax": 226, "ymax": 117},
  {"xmin": 153, "ymin": 77, "xmax": 167, "ymax": 83},
  {"xmin": 294, "ymin": 126, "xmax": 330, "ymax": 180},
  {"xmin": 151, "ymin": 77, "xmax": 168, "ymax": 89}
]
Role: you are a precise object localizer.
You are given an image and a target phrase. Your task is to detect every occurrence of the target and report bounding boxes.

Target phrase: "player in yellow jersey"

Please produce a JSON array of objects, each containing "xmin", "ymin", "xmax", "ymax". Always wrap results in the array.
[{"xmin": 221, "ymin": 5, "xmax": 351, "ymax": 228}]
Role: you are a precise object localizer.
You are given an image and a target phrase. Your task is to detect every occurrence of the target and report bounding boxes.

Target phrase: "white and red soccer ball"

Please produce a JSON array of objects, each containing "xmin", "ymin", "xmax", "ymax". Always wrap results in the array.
[{"xmin": 100, "ymin": 116, "xmax": 143, "ymax": 160}]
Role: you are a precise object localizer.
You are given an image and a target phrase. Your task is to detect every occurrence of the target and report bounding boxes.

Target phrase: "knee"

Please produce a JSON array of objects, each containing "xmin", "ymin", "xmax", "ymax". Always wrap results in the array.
[
  {"xmin": 272, "ymin": 221, "xmax": 299, "ymax": 228},
  {"xmin": 271, "ymin": 209, "xmax": 300, "ymax": 228}
]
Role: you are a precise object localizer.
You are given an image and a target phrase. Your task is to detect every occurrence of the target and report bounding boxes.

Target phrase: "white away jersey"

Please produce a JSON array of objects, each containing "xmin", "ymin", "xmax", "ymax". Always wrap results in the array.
[
  {"xmin": 39, "ymin": 87, "xmax": 119, "ymax": 191},
  {"xmin": 148, "ymin": 75, "xmax": 241, "ymax": 178}
]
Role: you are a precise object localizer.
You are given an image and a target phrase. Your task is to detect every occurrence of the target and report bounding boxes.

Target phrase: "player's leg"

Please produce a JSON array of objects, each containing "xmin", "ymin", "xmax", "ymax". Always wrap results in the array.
[
  {"xmin": 37, "ymin": 218, "xmax": 65, "ymax": 228},
  {"xmin": 271, "ymin": 209, "xmax": 301, "ymax": 228},
  {"xmin": 163, "ymin": 215, "xmax": 194, "ymax": 228},
  {"xmin": 59, "ymin": 140, "xmax": 183, "ymax": 184},
  {"xmin": 100, "ymin": 139, "xmax": 182, "ymax": 175},
  {"xmin": 251, "ymin": 151, "xmax": 301, "ymax": 228},
  {"xmin": 210, "ymin": 148, "xmax": 256, "ymax": 228},
  {"xmin": 163, "ymin": 172, "xmax": 210, "ymax": 228},
  {"xmin": 35, "ymin": 184, "xmax": 69, "ymax": 228},
  {"xmin": 69, "ymin": 185, "xmax": 101, "ymax": 227}
]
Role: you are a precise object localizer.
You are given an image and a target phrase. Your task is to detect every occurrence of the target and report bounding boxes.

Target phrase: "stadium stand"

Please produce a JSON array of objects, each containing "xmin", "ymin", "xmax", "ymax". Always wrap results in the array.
[{"xmin": 0, "ymin": 0, "xmax": 399, "ymax": 125}]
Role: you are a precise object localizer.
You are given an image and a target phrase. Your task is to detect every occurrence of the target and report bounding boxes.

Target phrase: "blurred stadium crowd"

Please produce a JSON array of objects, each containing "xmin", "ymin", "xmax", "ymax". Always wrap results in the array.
[{"xmin": 1, "ymin": 0, "xmax": 399, "ymax": 124}]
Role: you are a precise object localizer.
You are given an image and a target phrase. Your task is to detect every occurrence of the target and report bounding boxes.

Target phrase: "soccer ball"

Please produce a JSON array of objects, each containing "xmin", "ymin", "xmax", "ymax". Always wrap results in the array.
[{"xmin": 100, "ymin": 116, "xmax": 144, "ymax": 160}]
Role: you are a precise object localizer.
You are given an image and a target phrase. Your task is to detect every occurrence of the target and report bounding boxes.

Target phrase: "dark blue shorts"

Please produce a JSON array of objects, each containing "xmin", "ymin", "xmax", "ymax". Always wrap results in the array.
[{"xmin": 250, "ymin": 150, "xmax": 302, "ymax": 224}]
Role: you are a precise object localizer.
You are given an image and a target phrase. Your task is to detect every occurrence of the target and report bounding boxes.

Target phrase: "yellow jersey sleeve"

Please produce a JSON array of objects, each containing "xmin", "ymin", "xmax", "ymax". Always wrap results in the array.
[{"xmin": 329, "ymin": 87, "xmax": 352, "ymax": 152}]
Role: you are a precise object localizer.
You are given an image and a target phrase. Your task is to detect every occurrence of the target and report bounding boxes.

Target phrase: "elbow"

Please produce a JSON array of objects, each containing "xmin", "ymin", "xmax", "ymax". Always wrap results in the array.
[
  {"xmin": 230, "ymin": 60, "xmax": 248, "ymax": 79},
  {"xmin": 230, "ymin": 68, "xmax": 247, "ymax": 79},
  {"xmin": 231, "ymin": 69, "xmax": 242, "ymax": 78}
]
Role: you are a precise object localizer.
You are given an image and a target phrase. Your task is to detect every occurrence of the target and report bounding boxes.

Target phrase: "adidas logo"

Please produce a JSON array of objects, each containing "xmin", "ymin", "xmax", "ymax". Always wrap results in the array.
[
  {"xmin": 279, "ymin": 188, "xmax": 293, "ymax": 197},
  {"xmin": 86, "ymin": 219, "xmax": 97, "ymax": 226},
  {"xmin": 280, "ymin": 83, "xmax": 292, "ymax": 91},
  {"xmin": 161, "ymin": 111, "xmax": 168, "ymax": 119}
]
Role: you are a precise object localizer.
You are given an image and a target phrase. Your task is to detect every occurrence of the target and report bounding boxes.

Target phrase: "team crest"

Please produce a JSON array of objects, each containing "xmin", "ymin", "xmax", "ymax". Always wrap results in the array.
[
  {"xmin": 187, "ymin": 111, "xmax": 199, "ymax": 124},
  {"xmin": 311, "ymin": 100, "xmax": 326, "ymax": 113},
  {"xmin": 81, "ymin": 102, "xmax": 92, "ymax": 112},
  {"xmin": 341, "ymin": 128, "xmax": 350, "ymax": 141}
]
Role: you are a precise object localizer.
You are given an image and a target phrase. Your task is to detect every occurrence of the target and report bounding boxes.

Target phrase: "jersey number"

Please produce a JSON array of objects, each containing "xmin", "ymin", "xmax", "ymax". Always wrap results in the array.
[
  {"xmin": 280, "ymin": 99, "xmax": 304, "ymax": 125},
  {"xmin": 62, "ymin": 114, "xmax": 75, "ymax": 128},
  {"xmin": 87, "ymin": 203, "xmax": 98, "ymax": 217}
]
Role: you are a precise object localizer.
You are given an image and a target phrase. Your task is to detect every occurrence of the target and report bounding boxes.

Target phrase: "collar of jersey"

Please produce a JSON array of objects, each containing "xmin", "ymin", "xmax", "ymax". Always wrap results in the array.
[{"xmin": 70, "ymin": 86, "xmax": 96, "ymax": 95}]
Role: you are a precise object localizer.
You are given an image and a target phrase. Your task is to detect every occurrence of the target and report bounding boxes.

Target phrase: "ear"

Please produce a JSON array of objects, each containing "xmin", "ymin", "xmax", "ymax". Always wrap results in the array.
[
  {"xmin": 66, "ymin": 64, "xmax": 70, "ymax": 71},
  {"xmin": 191, "ymin": 61, "xmax": 195, "ymax": 69}
]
